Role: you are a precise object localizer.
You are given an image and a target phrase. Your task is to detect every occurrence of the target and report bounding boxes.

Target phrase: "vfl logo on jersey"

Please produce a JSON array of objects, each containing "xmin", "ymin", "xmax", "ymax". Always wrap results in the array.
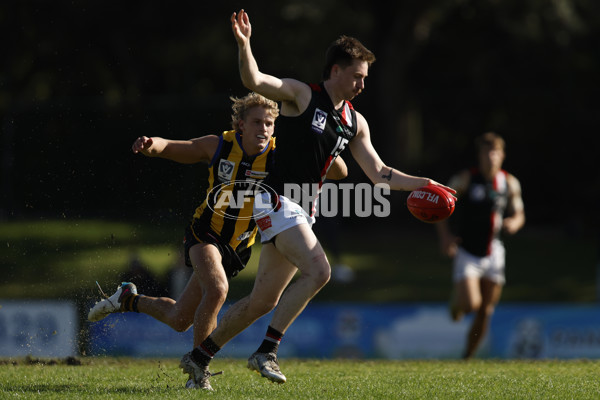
[
  {"xmin": 218, "ymin": 160, "xmax": 235, "ymax": 181},
  {"xmin": 469, "ymin": 184, "xmax": 487, "ymax": 202},
  {"xmin": 311, "ymin": 108, "xmax": 327, "ymax": 134}
]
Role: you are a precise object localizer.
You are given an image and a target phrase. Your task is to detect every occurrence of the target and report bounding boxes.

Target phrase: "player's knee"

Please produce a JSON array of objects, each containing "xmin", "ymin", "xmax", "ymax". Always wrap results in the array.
[
  {"xmin": 314, "ymin": 262, "xmax": 331, "ymax": 288},
  {"xmin": 461, "ymin": 299, "xmax": 481, "ymax": 314},
  {"xmin": 204, "ymin": 281, "xmax": 229, "ymax": 306},
  {"xmin": 482, "ymin": 303, "xmax": 496, "ymax": 317},
  {"xmin": 163, "ymin": 310, "xmax": 193, "ymax": 332},
  {"xmin": 250, "ymin": 299, "xmax": 277, "ymax": 316},
  {"xmin": 306, "ymin": 254, "xmax": 331, "ymax": 288},
  {"xmin": 315, "ymin": 266, "xmax": 331, "ymax": 288},
  {"xmin": 171, "ymin": 319, "xmax": 193, "ymax": 333},
  {"xmin": 239, "ymin": 293, "xmax": 276, "ymax": 318}
]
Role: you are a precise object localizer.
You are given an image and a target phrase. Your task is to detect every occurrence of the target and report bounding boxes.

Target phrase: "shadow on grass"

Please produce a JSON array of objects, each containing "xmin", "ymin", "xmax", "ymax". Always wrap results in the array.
[{"xmin": 1, "ymin": 383, "xmax": 174, "ymax": 395}]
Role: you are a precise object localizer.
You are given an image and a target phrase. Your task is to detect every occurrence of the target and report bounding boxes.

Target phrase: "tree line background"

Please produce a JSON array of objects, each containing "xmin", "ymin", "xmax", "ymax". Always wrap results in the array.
[{"xmin": 1, "ymin": 0, "xmax": 599, "ymax": 238}]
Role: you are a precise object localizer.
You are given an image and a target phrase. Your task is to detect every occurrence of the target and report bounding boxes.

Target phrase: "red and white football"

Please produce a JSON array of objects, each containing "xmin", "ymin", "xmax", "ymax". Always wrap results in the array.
[{"xmin": 407, "ymin": 185, "xmax": 456, "ymax": 223}]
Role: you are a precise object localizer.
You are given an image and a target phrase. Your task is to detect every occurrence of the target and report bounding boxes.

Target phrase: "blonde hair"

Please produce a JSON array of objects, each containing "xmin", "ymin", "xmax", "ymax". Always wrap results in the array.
[{"xmin": 230, "ymin": 92, "xmax": 279, "ymax": 131}]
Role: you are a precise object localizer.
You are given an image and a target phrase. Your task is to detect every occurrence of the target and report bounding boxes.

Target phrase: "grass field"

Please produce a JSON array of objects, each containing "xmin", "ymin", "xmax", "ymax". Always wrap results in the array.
[
  {"xmin": 0, "ymin": 218, "xmax": 597, "ymax": 303},
  {"xmin": 1, "ymin": 219, "xmax": 599, "ymax": 377},
  {"xmin": 1, "ymin": 357, "xmax": 599, "ymax": 399}
]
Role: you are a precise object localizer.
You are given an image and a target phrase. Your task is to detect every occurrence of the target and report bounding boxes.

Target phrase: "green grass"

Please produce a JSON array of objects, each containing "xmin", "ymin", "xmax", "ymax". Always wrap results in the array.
[
  {"xmin": 1, "ymin": 357, "xmax": 599, "ymax": 399},
  {"xmin": 0, "ymin": 218, "xmax": 597, "ymax": 303}
]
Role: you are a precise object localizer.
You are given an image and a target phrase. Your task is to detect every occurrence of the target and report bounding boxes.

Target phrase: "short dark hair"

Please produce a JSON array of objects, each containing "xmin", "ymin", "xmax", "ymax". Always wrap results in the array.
[
  {"xmin": 476, "ymin": 132, "xmax": 505, "ymax": 151},
  {"xmin": 322, "ymin": 35, "xmax": 376, "ymax": 79}
]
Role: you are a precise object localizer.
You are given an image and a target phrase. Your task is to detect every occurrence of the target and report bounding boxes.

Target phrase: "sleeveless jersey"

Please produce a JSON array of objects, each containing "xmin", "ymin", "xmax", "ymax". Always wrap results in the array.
[
  {"xmin": 458, "ymin": 168, "xmax": 510, "ymax": 257},
  {"xmin": 264, "ymin": 82, "xmax": 358, "ymax": 215},
  {"xmin": 192, "ymin": 130, "xmax": 275, "ymax": 251}
]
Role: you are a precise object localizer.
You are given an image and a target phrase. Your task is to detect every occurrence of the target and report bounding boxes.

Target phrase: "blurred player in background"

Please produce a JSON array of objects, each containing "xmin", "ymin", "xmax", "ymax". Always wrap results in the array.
[
  {"xmin": 436, "ymin": 132, "xmax": 525, "ymax": 359},
  {"xmin": 179, "ymin": 9, "xmax": 455, "ymax": 390}
]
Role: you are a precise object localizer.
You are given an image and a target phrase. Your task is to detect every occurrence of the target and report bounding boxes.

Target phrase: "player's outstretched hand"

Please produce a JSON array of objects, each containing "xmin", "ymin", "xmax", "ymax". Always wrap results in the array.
[
  {"xmin": 426, "ymin": 180, "xmax": 457, "ymax": 198},
  {"xmin": 131, "ymin": 136, "xmax": 153, "ymax": 155},
  {"xmin": 231, "ymin": 9, "xmax": 251, "ymax": 45}
]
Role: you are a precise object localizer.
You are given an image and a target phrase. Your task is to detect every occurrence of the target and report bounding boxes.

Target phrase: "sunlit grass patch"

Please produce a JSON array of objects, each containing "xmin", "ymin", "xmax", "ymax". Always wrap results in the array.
[{"xmin": 1, "ymin": 357, "xmax": 599, "ymax": 399}]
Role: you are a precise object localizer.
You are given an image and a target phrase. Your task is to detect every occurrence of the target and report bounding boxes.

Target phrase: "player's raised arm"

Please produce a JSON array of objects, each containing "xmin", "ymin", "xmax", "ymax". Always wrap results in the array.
[
  {"xmin": 231, "ymin": 10, "xmax": 310, "ymax": 113},
  {"xmin": 131, "ymin": 135, "xmax": 220, "ymax": 164}
]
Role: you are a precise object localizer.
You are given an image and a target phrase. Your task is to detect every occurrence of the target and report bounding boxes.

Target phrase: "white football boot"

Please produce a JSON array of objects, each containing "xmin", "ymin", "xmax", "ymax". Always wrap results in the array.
[
  {"xmin": 180, "ymin": 352, "xmax": 214, "ymax": 390},
  {"xmin": 247, "ymin": 352, "xmax": 287, "ymax": 383},
  {"xmin": 87, "ymin": 282, "xmax": 137, "ymax": 322}
]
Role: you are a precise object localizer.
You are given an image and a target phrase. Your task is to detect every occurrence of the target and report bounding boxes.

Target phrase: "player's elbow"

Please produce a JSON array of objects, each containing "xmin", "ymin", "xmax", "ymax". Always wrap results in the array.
[
  {"xmin": 326, "ymin": 166, "xmax": 348, "ymax": 180},
  {"xmin": 368, "ymin": 173, "xmax": 387, "ymax": 186},
  {"xmin": 503, "ymin": 214, "xmax": 525, "ymax": 235},
  {"xmin": 240, "ymin": 77, "xmax": 256, "ymax": 91},
  {"xmin": 367, "ymin": 165, "xmax": 393, "ymax": 186},
  {"xmin": 515, "ymin": 210, "xmax": 526, "ymax": 228},
  {"xmin": 240, "ymin": 73, "xmax": 263, "ymax": 92},
  {"xmin": 340, "ymin": 165, "xmax": 348, "ymax": 179}
]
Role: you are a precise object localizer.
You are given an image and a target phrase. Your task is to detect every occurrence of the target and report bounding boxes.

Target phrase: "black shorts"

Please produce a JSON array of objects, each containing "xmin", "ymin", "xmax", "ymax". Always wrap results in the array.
[{"xmin": 183, "ymin": 222, "xmax": 251, "ymax": 279}]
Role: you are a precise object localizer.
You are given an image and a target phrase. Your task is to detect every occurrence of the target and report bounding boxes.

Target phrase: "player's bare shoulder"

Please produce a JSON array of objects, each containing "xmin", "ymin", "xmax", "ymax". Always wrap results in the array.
[
  {"xmin": 190, "ymin": 134, "xmax": 221, "ymax": 162},
  {"xmin": 506, "ymin": 172, "xmax": 522, "ymax": 194},
  {"xmin": 351, "ymin": 110, "xmax": 371, "ymax": 141}
]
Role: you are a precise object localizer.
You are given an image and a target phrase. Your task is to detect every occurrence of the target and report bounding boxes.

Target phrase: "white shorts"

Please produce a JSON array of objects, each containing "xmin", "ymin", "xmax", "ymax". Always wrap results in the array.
[
  {"xmin": 253, "ymin": 193, "xmax": 315, "ymax": 243},
  {"xmin": 453, "ymin": 239, "xmax": 506, "ymax": 284}
]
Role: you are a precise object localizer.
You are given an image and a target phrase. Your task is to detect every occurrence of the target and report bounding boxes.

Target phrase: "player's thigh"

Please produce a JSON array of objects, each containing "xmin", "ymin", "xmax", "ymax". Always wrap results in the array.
[
  {"xmin": 480, "ymin": 278, "xmax": 503, "ymax": 308},
  {"xmin": 454, "ymin": 278, "xmax": 482, "ymax": 310},
  {"xmin": 188, "ymin": 243, "xmax": 229, "ymax": 292},
  {"xmin": 249, "ymin": 242, "xmax": 297, "ymax": 305},
  {"xmin": 274, "ymin": 223, "xmax": 329, "ymax": 276}
]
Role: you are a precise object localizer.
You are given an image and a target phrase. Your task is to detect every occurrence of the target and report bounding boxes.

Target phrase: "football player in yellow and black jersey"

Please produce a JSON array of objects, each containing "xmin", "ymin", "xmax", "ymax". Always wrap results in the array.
[{"xmin": 88, "ymin": 92, "xmax": 347, "ymax": 369}]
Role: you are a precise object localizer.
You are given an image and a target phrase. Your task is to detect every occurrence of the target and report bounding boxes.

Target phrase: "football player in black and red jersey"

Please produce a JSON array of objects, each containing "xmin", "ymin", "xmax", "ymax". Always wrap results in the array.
[
  {"xmin": 179, "ymin": 9, "xmax": 454, "ymax": 389},
  {"xmin": 436, "ymin": 132, "xmax": 525, "ymax": 359}
]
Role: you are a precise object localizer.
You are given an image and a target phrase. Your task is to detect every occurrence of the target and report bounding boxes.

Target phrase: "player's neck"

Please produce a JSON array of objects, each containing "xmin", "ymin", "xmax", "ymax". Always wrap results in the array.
[
  {"xmin": 323, "ymin": 80, "xmax": 345, "ymax": 109},
  {"xmin": 239, "ymin": 134, "xmax": 265, "ymax": 156},
  {"xmin": 242, "ymin": 143, "xmax": 264, "ymax": 156}
]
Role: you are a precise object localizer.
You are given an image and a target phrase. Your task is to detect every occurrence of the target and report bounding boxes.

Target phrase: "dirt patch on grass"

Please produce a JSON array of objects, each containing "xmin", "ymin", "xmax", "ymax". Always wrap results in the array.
[{"xmin": 0, "ymin": 355, "xmax": 83, "ymax": 366}]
